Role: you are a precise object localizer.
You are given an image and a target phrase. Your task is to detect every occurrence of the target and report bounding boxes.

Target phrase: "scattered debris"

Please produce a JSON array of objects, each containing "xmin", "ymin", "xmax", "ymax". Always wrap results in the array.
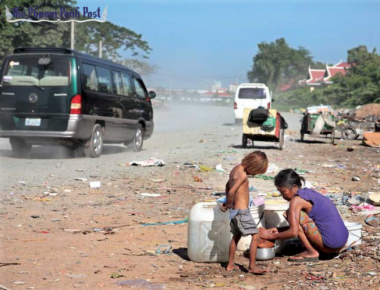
[
  {"xmin": 114, "ymin": 279, "xmax": 166, "ymax": 289},
  {"xmin": 128, "ymin": 158, "xmax": 166, "ymax": 167},
  {"xmin": 89, "ymin": 181, "xmax": 101, "ymax": 188},
  {"xmin": 140, "ymin": 193, "xmax": 162, "ymax": 197}
]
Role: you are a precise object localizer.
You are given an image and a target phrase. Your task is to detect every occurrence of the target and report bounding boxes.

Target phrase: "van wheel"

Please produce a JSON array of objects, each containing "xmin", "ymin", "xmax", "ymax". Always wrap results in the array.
[
  {"xmin": 85, "ymin": 124, "xmax": 103, "ymax": 158},
  {"xmin": 10, "ymin": 138, "xmax": 32, "ymax": 157},
  {"xmin": 133, "ymin": 124, "xmax": 144, "ymax": 152}
]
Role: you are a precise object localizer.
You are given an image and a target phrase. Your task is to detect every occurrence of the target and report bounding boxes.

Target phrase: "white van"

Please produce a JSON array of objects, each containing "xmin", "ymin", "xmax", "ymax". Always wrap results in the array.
[{"xmin": 234, "ymin": 83, "xmax": 272, "ymax": 122}]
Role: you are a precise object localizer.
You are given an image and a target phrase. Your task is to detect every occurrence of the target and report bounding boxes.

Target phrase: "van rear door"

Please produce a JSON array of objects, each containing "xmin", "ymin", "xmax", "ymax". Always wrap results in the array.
[
  {"xmin": 236, "ymin": 87, "xmax": 268, "ymax": 115},
  {"xmin": 0, "ymin": 55, "xmax": 76, "ymax": 132}
]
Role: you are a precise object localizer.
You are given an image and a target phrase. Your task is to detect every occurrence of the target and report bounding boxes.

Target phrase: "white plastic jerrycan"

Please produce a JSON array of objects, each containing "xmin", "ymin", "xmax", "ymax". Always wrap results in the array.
[{"xmin": 188, "ymin": 202, "xmax": 232, "ymax": 263}]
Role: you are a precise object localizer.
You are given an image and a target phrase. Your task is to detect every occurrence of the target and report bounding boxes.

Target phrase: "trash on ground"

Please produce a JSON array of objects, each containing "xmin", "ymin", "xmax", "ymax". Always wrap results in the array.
[
  {"xmin": 266, "ymin": 163, "xmax": 280, "ymax": 174},
  {"xmin": 140, "ymin": 193, "xmax": 162, "ymax": 197},
  {"xmin": 365, "ymin": 216, "xmax": 380, "ymax": 227},
  {"xmin": 295, "ymin": 168, "xmax": 309, "ymax": 175},
  {"xmin": 211, "ymin": 192, "xmax": 225, "ymax": 196},
  {"xmin": 215, "ymin": 164, "xmax": 226, "ymax": 172},
  {"xmin": 199, "ymin": 165, "xmax": 213, "ymax": 172},
  {"xmin": 322, "ymin": 164, "xmax": 334, "ymax": 168},
  {"xmin": 155, "ymin": 244, "xmax": 172, "ymax": 255},
  {"xmin": 111, "ymin": 272, "xmax": 124, "ymax": 279},
  {"xmin": 65, "ymin": 274, "xmax": 86, "ymax": 279},
  {"xmin": 114, "ymin": 279, "xmax": 166, "ymax": 289},
  {"xmin": 351, "ymin": 203, "xmax": 375, "ymax": 211},
  {"xmin": 12, "ymin": 281, "xmax": 26, "ymax": 285},
  {"xmin": 254, "ymin": 175, "xmax": 274, "ymax": 180},
  {"xmin": 128, "ymin": 158, "xmax": 165, "ymax": 167},
  {"xmin": 223, "ymin": 156, "xmax": 237, "ymax": 161},
  {"xmin": 183, "ymin": 163, "xmax": 200, "ymax": 170},
  {"xmin": 193, "ymin": 176, "xmax": 203, "ymax": 182},
  {"xmin": 352, "ymin": 176, "xmax": 361, "ymax": 181},
  {"xmin": 75, "ymin": 178, "xmax": 88, "ymax": 182},
  {"xmin": 141, "ymin": 217, "xmax": 188, "ymax": 226},
  {"xmin": 89, "ymin": 181, "xmax": 101, "ymax": 188},
  {"xmin": 150, "ymin": 179, "xmax": 166, "ymax": 183}
]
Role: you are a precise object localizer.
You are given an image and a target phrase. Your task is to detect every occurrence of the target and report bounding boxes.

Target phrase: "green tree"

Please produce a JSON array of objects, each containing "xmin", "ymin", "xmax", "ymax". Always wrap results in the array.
[
  {"xmin": 247, "ymin": 38, "xmax": 316, "ymax": 93},
  {"xmin": 120, "ymin": 59, "xmax": 157, "ymax": 76},
  {"xmin": 323, "ymin": 45, "xmax": 380, "ymax": 106}
]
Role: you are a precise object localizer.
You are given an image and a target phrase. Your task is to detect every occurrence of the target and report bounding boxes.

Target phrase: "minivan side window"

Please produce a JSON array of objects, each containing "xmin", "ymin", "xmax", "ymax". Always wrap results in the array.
[
  {"xmin": 133, "ymin": 77, "xmax": 148, "ymax": 99},
  {"xmin": 83, "ymin": 64, "xmax": 99, "ymax": 91},
  {"xmin": 112, "ymin": 71, "xmax": 123, "ymax": 95},
  {"xmin": 121, "ymin": 73, "xmax": 132, "ymax": 96},
  {"xmin": 96, "ymin": 66, "xmax": 112, "ymax": 94}
]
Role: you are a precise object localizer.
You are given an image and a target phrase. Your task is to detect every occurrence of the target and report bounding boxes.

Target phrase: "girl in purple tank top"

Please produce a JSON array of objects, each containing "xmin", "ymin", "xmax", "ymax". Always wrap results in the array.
[{"xmin": 259, "ymin": 169, "xmax": 348, "ymax": 262}]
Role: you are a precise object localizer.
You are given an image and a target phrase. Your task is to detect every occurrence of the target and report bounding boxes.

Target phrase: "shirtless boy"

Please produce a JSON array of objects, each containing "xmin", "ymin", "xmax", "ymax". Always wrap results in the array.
[{"xmin": 221, "ymin": 151, "xmax": 269, "ymax": 274}]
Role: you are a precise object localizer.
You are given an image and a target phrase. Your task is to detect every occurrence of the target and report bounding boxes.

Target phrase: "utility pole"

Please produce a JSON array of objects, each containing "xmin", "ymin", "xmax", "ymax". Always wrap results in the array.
[
  {"xmin": 70, "ymin": 21, "xmax": 75, "ymax": 49},
  {"xmin": 99, "ymin": 40, "xmax": 102, "ymax": 58}
]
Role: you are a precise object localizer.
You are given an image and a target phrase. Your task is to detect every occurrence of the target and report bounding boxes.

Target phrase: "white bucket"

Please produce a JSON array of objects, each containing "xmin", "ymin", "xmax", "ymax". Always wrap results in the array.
[
  {"xmin": 264, "ymin": 200, "xmax": 290, "ymax": 253},
  {"xmin": 237, "ymin": 205, "xmax": 265, "ymax": 251},
  {"xmin": 344, "ymin": 221, "xmax": 362, "ymax": 246}
]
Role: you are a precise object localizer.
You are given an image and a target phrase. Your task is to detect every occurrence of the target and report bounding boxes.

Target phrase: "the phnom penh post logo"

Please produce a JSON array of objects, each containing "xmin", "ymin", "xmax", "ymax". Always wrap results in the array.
[{"xmin": 4, "ymin": 5, "xmax": 108, "ymax": 23}]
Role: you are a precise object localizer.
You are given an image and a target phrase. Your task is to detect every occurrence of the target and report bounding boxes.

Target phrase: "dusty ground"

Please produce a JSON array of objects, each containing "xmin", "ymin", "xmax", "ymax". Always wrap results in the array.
[{"xmin": 0, "ymin": 105, "xmax": 379, "ymax": 289}]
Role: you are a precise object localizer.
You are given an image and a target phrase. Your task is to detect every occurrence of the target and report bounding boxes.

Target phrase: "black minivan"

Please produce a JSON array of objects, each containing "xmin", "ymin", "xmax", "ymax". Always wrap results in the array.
[{"xmin": 0, "ymin": 48, "xmax": 155, "ymax": 157}]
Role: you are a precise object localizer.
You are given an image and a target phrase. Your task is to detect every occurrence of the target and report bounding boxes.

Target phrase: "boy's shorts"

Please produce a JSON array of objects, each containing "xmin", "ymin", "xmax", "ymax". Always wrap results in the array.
[{"xmin": 230, "ymin": 209, "xmax": 258, "ymax": 236}]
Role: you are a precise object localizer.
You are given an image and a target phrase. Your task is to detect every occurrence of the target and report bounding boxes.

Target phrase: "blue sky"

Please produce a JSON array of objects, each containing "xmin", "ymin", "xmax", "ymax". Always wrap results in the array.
[{"xmin": 79, "ymin": 0, "xmax": 380, "ymax": 89}]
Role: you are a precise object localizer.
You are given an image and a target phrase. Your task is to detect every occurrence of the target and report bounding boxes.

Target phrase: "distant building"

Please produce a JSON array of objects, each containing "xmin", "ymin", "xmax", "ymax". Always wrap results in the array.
[
  {"xmin": 229, "ymin": 84, "xmax": 238, "ymax": 93},
  {"xmin": 211, "ymin": 81, "xmax": 222, "ymax": 91},
  {"xmin": 299, "ymin": 61, "xmax": 351, "ymax": 91}
]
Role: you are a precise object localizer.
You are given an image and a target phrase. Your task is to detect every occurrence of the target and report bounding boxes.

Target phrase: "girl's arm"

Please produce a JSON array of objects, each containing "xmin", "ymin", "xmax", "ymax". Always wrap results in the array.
[{"xmin": 260, "ymin": 197, "xmax": 305, "ymax": 240}]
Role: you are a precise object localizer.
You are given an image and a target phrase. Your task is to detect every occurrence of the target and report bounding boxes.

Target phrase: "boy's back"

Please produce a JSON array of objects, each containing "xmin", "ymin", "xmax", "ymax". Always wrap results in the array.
[{"xmin": 228, "ymin": 165, "xmax": 250, "ymax": 210}]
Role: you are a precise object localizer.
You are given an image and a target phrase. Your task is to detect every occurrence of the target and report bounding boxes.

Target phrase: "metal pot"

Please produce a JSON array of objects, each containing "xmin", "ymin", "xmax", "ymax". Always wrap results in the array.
[{"xmin": 256, "ymin": 246, "xmax": 279, "ymax": 261}]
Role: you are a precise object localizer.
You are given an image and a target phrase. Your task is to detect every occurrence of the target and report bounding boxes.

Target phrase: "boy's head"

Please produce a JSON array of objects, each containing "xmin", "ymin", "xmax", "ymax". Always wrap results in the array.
[{"xmin": 241, "ymin": 151, "xmax": 268, "ymax": 176}]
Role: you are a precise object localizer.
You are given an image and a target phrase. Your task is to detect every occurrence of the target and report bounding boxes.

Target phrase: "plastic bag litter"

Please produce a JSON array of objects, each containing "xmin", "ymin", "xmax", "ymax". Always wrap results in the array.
[
  {"xmin": 129, "ymin": 158, "xmax": 165, "ymax": 167},
  {"xmin": 140, "ymin": 193, "xmax": 161, "ymax": 197},
  {"xmin": 266, "ymin": 163, "xmax": 280, "ymax": 174},
  {"xmin": 215, "ymin": 164, "xmax": 225, "ymax": 172},
  {"xmin": 89, "ymin": 181, "xmax": 101, "ymax": 188}
]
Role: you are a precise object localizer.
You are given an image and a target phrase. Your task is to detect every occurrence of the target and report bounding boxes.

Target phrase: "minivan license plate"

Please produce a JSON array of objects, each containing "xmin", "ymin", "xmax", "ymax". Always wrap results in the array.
[{"xmin": 25, "ymin": 118, "xmax": 41, "ymax": 126}]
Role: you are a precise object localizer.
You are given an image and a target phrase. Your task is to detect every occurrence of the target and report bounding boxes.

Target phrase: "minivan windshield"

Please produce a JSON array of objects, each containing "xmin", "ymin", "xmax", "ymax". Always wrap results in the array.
[
  {"xmin": 238, "ymin": 88, "xmax": 266, "ymax": 99},
  {"xmin": 2, "ymin": 56, "xmax": 70, "ymax": 87}
]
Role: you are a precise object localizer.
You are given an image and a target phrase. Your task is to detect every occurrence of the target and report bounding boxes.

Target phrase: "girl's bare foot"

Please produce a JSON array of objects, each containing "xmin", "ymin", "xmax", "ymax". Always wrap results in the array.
[
  {"xmin": 289, "ymin": 250, "xmax": 319, "ymax": 260},
  {"xmin": 226, "ymin": 264, "xmax": 240, "ymax": 271},
  {"xmin": 248, "ymin": 265, "xmax": 269, "ymax": 275}
]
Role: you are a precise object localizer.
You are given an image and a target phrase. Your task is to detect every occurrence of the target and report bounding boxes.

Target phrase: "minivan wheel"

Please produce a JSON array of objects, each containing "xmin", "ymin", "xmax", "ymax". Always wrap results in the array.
[
  {"xmin": 10, "ymin": 138, "xmax": 32, "ymax": 157},
  {"xmin": 85, "ymin": 124, "xmax": 103, "ymax": 158},
  {"xmin": 133, "ymin": 124, "xmax": 144, "ymax": 152}
]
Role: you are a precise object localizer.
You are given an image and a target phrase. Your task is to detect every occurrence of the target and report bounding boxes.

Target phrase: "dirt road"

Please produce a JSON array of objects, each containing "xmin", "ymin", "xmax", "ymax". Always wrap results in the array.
[{"xmin": 1, "ymin": 105, "xmax": 379, "ymax": 289}]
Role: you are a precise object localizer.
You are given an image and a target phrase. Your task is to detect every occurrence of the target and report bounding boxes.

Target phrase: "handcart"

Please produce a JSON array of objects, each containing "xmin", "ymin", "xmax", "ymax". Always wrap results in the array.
[
  {"xmin": 337, "ymin": 115, "xmax": 376, "ymax": 140},
  {"xmin": 242, "ymin": 108, "xmax": 286, "ymax": 150},
  {"xmin": 300, "ymin": 113, "xmax": 335, "ymax": 144}
]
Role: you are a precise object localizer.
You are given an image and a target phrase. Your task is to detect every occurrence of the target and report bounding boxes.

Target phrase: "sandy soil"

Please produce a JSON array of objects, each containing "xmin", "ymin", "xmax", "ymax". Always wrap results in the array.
[{"xmin": 0, "ymin": 105, "xmax": 379, "ymax": 289}]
